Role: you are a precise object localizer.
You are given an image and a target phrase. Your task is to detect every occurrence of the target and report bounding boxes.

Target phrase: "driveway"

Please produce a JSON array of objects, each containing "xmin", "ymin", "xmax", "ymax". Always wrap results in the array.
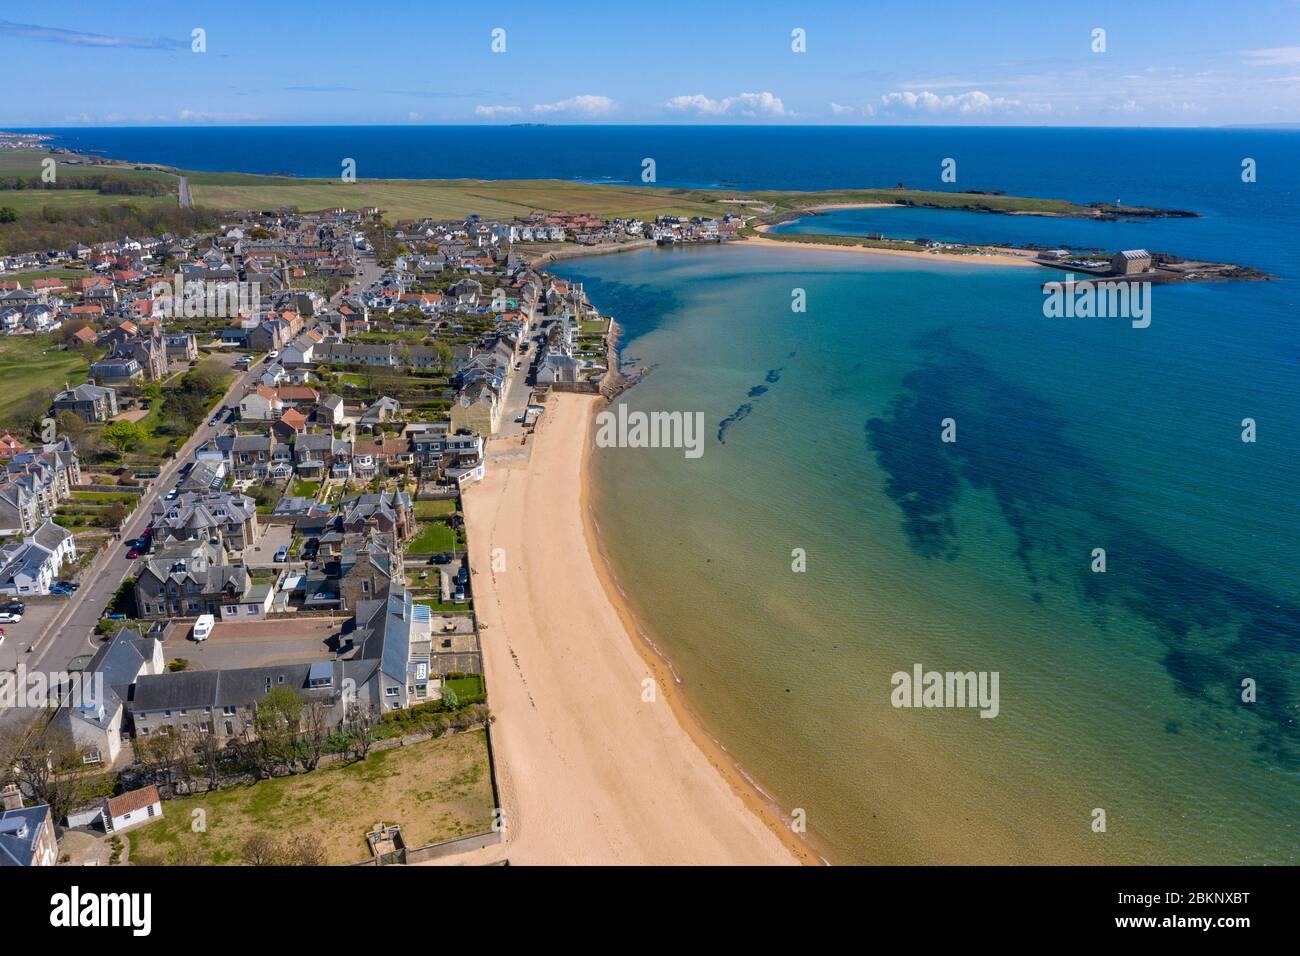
[{"xmin": 163, "ymin": 618, "xmax": 342, "ymax": 671}]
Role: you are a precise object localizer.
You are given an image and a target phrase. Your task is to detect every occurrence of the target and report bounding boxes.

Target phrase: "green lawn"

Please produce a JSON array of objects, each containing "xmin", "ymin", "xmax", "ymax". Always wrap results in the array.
[
  {"xmin": 444, "ymin": 675, "xmax": 486, "ymax": 705},
  {"xmin": 408, "ymin": 520, "xmax": 462, "ymax": 553},
  {"xmin": 413, "ymin": 498, "xmax": 457, "ymax": 518},
  {"xmin": 0, "ymin": 335, "xmax": 93, "ymax": 428},
  {"xmin": 291, "ymin": 480, "xmax": 320, "ymax": 499},
  {"xmin": 128, "ymin": 731, "xmax": 496, "ymax": 866}
]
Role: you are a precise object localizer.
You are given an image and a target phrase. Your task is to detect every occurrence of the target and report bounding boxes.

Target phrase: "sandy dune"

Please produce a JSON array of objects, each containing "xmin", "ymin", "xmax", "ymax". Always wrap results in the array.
[{"xmin": 453, "ymin": 394, "xmax": 806, "ymax": 865}]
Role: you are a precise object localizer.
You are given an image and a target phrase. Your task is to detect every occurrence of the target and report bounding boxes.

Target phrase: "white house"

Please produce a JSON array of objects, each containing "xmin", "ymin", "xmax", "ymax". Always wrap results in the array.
[
  {"xmin": 68, "ymin": 786, "xmax": 164, "ymax": 833},
  {"xmin": 239, "ymin": 385, "xmax": 282, "ymax": 421},
  {"xmin": 0, "ymin": 520, "xmax": 76, "ymax": 596}
]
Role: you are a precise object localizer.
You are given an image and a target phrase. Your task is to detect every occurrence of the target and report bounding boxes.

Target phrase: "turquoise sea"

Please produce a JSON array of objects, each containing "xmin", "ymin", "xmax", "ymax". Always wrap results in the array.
[{"xmin": 557, "ymin": 164, "xmax": 1299, "ymax": 863}]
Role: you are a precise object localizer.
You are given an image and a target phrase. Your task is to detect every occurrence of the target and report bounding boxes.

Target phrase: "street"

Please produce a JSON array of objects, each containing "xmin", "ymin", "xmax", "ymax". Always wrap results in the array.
[{"xmin": 0, "ymin": 357, "xmax": 264, "ymax": 736}]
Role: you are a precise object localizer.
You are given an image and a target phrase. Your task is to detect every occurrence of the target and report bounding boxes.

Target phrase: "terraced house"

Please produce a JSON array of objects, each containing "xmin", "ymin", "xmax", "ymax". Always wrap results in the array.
[
  {"xmin": 0, "ymin": 439, "xmax": 80, "ymax": 536},
  {"xmin": 133, "ymin": 539, "xmax": 268, "ymax": 621}
]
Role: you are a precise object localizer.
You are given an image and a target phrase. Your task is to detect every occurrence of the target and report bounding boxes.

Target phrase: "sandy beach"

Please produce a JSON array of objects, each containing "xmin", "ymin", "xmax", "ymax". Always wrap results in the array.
[
  {"xmin": 455, "ymin": 394, "xmax": 811, "ymax": 865},
  {"xmin": 752, "ymin": 222, "xmax": 1041, "ymax": 268}
]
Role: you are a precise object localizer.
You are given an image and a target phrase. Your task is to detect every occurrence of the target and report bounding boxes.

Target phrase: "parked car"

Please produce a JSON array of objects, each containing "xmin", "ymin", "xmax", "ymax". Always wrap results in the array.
[
  {"xmin": 456, "ymin": 566, "xmax": 469, "ymax": 585},
  {"xmin": 0, "ymin": 628, "xmax": 5, "ymax": 644},
  {"xmin": 3, "ymin": 600, "xmax": 24, "ymax": 615},
  {"xmin": 0, "ymin": 612, "xmax": 22, "ymax": 624},
  {"xmin": 166, "ymin": 489, "xmax": 178, "ymax": 501},
  {"xmin": 274, "ymin": 546, "xmax": 289, "ymax": 562},
  {"xmin": 53, "ymin": 579, "xmax": 78, "ymax": 592},
  {"xmin": 452, "ymin": 587, "xmax": 465, "ymax": 603},
  {"xmin": 430, "ymin": 552, "xmax": 452, "ymax": 565},
  {"xmin": 127, "ymin": 549, "xmax": 141, "ymax": 559},
  {"xmin": 209, "ymin": 414, "xmax": 221, "ymax": 427},
  {"xmin": 267, "ymin": 350, "xmax": 279, "ymax": 360},
  {"xmin": 50, "ymin": 582, "xmax": 76, "ymax": 596}
]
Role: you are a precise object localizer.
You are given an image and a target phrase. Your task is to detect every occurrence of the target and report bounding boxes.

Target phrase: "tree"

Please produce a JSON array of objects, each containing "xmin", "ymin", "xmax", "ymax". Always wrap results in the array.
[
  {"xmin": 344, "ymin": 702, "xmax": 375, "ymax": 761},
  {"xmin": 299, "ymin": 700, "xmax": 330, "ymax": 771},
  {"xmin": 8, "ymin": 725, "xmax": 109, "ymax": 824},
  {"xmin": 102, "ymin": 420, "xmax": 145, "ymax": 454},
  {"xmin": 241, "ymin": 832, "xmax": 281, "ymax": 866},
  {"xmin": 0, "ymin": 207, "xmax": 18, "ymax": 223},
  {"xmin": 249, "ymin": 686, "xmax": 304, "ymax": 777},
  {"xmin": 54, "ymin": 411, "xmax": 87, "ymax": 452}
]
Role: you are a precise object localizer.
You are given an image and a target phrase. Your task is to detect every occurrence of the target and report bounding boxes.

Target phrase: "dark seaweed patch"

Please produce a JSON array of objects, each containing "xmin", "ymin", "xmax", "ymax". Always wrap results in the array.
[{"xmin": 865, "ymin": 330, "xmax": 1299, "ymax": 759}]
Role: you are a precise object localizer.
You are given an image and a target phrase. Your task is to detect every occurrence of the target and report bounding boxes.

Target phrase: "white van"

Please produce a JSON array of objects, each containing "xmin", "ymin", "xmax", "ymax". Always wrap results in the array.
[{"xmin": 192, "ymin": 613, "xmax": 215, "ymax": 642}]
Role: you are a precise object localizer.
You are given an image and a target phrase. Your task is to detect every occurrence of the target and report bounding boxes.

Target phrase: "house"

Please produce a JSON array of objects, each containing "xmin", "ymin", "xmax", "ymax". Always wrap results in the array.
[
  {"xmin": 223, "ymin": 434, "xmax": 273, "ymax": 479},
  {"xmin": 177, "ymin": 459, "xmax": 227, "ymax": 493},
  {"xmin": 0, "ymin": 434, "xmax": 27, "ymax": 460},
  {"xmin": 60, "ymin": 627, "xmax": 165, "ymax": 766},
  {"xmin": 67, "ymin": 786, "xmax": 163, "ymax": 834},
  {"xmin": 452, "ymin": 382, "xmax": 501, "ymax": 442},
  {"xmin": 1112, "ymin": 249, "xmax": 1152, "ymax": 275},
  {"xmin": 359, "ymin": 395, "xmax": 402, "ymax": 428},
  {"xmin": 317, "ymin": 394, "xmax": 345, "ymax": 427},
  {"xmin": 133, "ymin": 540, "xmax": 259, "ymax": 621},
  {"xmin": 129, "ymin": 658, "xmax": 374, "ymax": 742},
  {"xmin": 338, "ymin": 490, "xmax": 415, "ymax": 541},
  {"xmin": 410, "ymin": 424, "xmax": 485, "ymax": 485},
  {"xmin": 149, "ymin": 491, "xmax": 259, "ymax": 552},
  {"xmin": 163, "ymin": 332, "xmax": 198, "ymax": 363},
  {"xmin": 0, "ymin": 803, "xmax": 58, "ymax": 867},
  {"xmin": 0, "ymin": 520, "xmax": 76, "ymax": 596},
  {"xmin": 89, "ymin": 355, "xmax": 144, "ymax": 386},
  {"xmin": 52, "ymin": 381, "xmax": 119, "ymax": 423},
  {"xmin": 239, "ymin": 384, "xmax": 283, "ymax": 421},
  {"xmin": 293, "ymin": 432, "xmax": 334, "ymax": 476},
  {"xmin": 1, "ymin": 439, "xmax": 81, "ymax": 536}
]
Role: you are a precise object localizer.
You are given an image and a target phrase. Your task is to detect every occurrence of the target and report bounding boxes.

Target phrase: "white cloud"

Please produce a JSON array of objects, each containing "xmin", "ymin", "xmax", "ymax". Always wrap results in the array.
[
  {"xmin": 1242, "ymin": 46, "xmax": 1300, "ymax": 66},
  {"xmin": 829, "ymin": 102, "xmax": 855, "ymax": 115},
  {"xmin": 532, "ymin": 94, "xmax": 616, "ymax": 116},
  {"xmin": 665, "ymin": 91, "xmax": 787, "ymax": 117},
  {"xmin": 177, "ymin": 110, "xmax": 261, "ymax": 122},
  {"xmin": 475, "ymin": 104, "xmax": 523, "ymax": 118},
  {"xmin": 877, "ymin": 89, "xmax": 1044, "ymax": 115}
]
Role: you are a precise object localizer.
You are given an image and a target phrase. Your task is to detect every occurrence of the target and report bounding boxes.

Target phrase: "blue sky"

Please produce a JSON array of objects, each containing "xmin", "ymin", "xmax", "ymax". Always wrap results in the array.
[{"xmin": 2, "ymin": 0, "xmax": 1297, "ymax": 127}]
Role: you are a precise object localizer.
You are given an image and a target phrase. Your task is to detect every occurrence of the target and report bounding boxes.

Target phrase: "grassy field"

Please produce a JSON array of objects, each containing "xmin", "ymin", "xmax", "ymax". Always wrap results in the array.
[
  {"xmin": 0, "ymin": 335, "xmax": 91, "ymax": 427},
  {"xmin": 0, "ymin": 149, "xmax": 176, "ymax": 212},
  {"xmin": 187, "ymin": 174, "xmax": 730, "ymax": 220},
  {"xmin": 409, "ymin": 520, "xmax": 463, "ymax": 553},
  {"xmin": 129, "ymin": 730, "xmax": 495, "ymax": 865},
  {"xmin": 413, "ymin": 498, "xmax": 458, "ymax": 519}
]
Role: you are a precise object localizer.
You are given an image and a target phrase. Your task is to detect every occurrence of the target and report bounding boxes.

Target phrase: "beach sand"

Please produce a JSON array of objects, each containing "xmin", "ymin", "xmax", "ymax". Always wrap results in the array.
[
  {"xmin": 751, "ymin": 223, "xmax": 1040, "ymax": 268},
  {"xmin": 452, "ymin": 394, "xmax": 812, "ymax": 865}
]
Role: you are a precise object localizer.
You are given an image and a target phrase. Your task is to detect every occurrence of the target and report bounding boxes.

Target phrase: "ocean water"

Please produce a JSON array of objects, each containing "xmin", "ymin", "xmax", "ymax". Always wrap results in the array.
[
  {"xmin": 38, "ymin": 124, "xmax": 1299, "ymax": 863},
  {"xmin": 563, "ymin": 242, "xmax": 1299, "ymax": 864}
]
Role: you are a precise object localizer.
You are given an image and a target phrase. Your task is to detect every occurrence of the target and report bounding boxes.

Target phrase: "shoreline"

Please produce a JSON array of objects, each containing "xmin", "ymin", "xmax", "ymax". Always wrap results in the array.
[
  {"xmin": 750, "ymin": 224, "xmax": 1041, "ymax": 268},
  {"xmin": 577, "ymin": 402, "xmax": 827, "ymax": 866},
  {"xmin": 459, "ymin": 394, "xmax": 813, "ymax": 865}
]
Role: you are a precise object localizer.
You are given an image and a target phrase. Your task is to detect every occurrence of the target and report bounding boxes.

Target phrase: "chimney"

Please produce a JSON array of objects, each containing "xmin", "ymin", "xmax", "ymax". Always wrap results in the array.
[{"xmin": 1, "ymin": 785, "xmax": 23, "ymax": 811}]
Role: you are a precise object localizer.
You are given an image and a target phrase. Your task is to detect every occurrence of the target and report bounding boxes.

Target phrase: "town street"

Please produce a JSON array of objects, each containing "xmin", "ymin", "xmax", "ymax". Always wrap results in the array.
[{"xmin": 0, "ymin": 357, "xmax": 263, "ymax": 735}]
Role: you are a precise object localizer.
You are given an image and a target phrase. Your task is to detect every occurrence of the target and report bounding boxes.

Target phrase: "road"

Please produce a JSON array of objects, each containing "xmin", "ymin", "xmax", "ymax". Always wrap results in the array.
[
  {"xmin": 0, "ymin": 357, "xmax": 263, "ymax": 737},
  {"xmin": 177, "ymin": 175, "xmax": 191, "ymax": 209}
]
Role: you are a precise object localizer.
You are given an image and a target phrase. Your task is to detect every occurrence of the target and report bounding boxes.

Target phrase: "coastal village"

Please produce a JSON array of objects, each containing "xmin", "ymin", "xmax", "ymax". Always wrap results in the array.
[{"xmin": 0, "ymin": 196, "xmax": 747, "ymax": 866}]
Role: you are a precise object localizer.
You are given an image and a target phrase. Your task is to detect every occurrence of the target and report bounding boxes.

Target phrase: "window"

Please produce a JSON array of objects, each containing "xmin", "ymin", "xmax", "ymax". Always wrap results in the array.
[
  {"xmin": 146, "ymin": 804, "xmax": 156, "ymax": 817},
  {"xmin": 142, "ymin": 603, "xmax": 151, "ymax": 615},
  {"xmin": 83, "ymin": 749, "xmax": 102, "ymax": 764},
  {"xmin": 222, "ymin": 705, "xmax": 235, "ymax": 716},
  {"xmin": 385, "ymin": 686, "xmax": 399, "ymax": 697},
  {"xmin": 224, "ymin": 605, "xmax": 238, "ymax": 615}
]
